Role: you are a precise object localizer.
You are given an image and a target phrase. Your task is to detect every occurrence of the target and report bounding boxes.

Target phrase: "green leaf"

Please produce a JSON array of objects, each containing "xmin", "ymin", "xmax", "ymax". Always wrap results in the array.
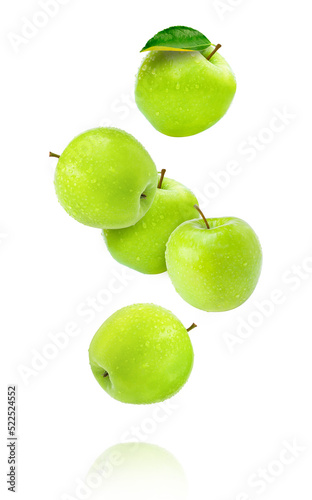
[{"xmin": 140, "ymin": 26, "xmax": 211, "ymax": 53}]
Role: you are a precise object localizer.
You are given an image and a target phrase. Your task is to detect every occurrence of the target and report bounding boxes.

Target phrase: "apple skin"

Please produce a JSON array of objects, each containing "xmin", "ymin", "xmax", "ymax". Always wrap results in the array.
[
  {"xmin": 54, "ymin": 128, "xmax": 158, "ymax": 229},
  {"xmin": 165, "ymin": 217, "xmax": 262, "ymax": 312},
  {"xmin": 88, "ymin": 304, "xmax": 194, "ymax": 404},
  {"xmin": 102, "ymin": 176, "xmax": 199, "ymax": 274},
  {"xmin": 135, "ymin": 46, "xmax": 236, "ymax": 137}
]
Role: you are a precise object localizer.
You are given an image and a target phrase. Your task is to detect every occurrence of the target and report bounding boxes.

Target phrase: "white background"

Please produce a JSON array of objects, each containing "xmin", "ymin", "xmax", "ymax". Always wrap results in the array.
[{"xmin": 1, "ymin": 0, "xmax": 312, "ymax": 499}]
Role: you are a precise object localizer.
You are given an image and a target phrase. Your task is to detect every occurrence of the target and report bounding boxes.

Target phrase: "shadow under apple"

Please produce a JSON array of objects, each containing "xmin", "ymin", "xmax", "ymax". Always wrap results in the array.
[{"xmin": 86, "ymin": 442, "xmax": 188, "ymax": 500}]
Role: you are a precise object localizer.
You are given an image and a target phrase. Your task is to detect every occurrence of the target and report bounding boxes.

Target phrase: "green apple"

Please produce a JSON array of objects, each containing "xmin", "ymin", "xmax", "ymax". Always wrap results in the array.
[
  {"xmin": 135, "ymin": 46, "xmax": 236, "ymax": 137},
  {"xmin": 88, "ymin": 303, "xmax": 195, "ymax": 404},
  {"xmin": 53, "ymin": 127, "xmax": 158, "ymax": 229},
  {"xmin": 165, "ymin": 207, "xmax": 262, "ymax": 311},
  {"xmin": 102, "ymin": 170, "xmax": 200, "ymax": 274}
]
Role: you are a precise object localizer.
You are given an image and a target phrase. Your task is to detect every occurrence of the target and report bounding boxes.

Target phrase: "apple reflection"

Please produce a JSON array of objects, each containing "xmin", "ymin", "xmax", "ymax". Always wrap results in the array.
[{"xmin": 86, "ymin": 442, "xmax": 188, "ymax": 500}]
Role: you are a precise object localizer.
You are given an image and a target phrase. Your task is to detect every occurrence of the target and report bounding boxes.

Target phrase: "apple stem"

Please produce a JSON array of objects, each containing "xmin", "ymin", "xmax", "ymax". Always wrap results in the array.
[
  {"xmin": 103, "ymin": 372, "xmax": 109, "ymax": 378},
  {"xmin": 141, "ymin": 193, "xmax": 147, "ymax": 198},
  {"xmin": 49, "ymin": 152, "xmax": 60, "ymax": 158},
  {"xmin": 194, "ymin": 205, "xmax": 210, "ymax": 229},
  {"xmin": 206, "ymin": 44, "xmax": 222, "ymax": 61},
  {"xmin": 158, "ymin": 169, "xmax": 166, "ymax": 189},
  {"xmin": 187, "ymin": 323, "xmax": 197, "ymax": 332}
]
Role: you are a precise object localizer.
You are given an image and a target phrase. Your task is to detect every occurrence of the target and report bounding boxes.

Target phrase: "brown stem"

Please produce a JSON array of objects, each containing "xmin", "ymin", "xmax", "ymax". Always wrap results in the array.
[
  {"xmin": 103, "ymin": 372, "xmax": 109, "ymax": 378},
  {"xmin": 206, "ymin": 43, "xmax": 221, "ymax": 61},
  {"xmin": 141, "ymin": 193, "xmax": 147, "ymax": 198},
  {"xmin": 194, "ymin": 205, "xmax": 210, "ymax": 229},
  {"xmin": 187, "ymin": 323, "xmax": 197, "ymax": 332},
  {"xmin": 49, "ymin": 152, "xmax": 60, "ymax": 158},
  {"xmin": 158, "ymin": 169, "xmax": 166, "ymax": 189}
]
